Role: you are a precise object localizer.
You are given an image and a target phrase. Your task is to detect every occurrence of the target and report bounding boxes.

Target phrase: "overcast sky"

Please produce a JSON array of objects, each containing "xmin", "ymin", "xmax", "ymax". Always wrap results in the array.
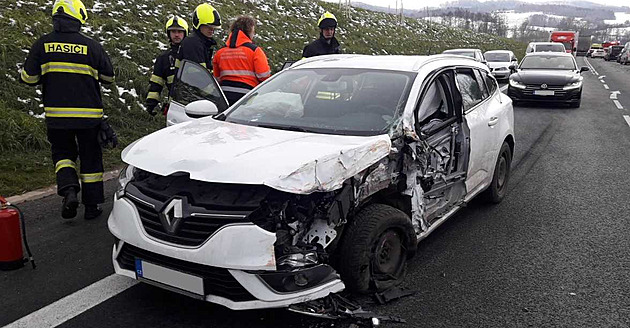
[{"xmin": 324, "ymin": 0, "xmax": 630, "ymax": 10}]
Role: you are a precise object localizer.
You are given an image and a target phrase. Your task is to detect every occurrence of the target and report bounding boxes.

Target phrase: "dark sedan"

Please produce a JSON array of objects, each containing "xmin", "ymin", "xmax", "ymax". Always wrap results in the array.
[{"xmin": 507, "ymin": 52, "xmax": 589, "ymax": 108}]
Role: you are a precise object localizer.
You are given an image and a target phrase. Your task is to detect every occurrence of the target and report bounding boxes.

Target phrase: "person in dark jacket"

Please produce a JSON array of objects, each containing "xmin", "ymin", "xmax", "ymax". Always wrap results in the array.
[
  {"xmin": 213, "ymin": 15, "xmax": 271, "ymax": 105},
  {"xmin": 20, "ymin": 0, "xmax": 115, "ymax": 220},
  {"xmin": 302, "ymin": 11, "xmax": 341, "ymax": 58},
  {"xmin": 175, "ymin": 3, "xmax": 221, "ymax": 71},
  {"xmin": 145, "ymin": 15, "xmax": 188, "ymax": 116}
]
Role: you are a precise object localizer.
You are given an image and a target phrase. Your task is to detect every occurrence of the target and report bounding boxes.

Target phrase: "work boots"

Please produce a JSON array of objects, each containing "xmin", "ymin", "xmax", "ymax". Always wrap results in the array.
[
  {"xmin": 84, "ymin": 204, "xmax": 103, "ymax": 220},
  {"xmin": 61, "ymin": 188, "xmax": 79, "ymax": 219}
]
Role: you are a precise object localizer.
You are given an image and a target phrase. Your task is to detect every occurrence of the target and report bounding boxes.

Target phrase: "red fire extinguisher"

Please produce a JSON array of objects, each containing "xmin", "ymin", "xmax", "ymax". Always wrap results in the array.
[{"xmin": 0, "ymin": 196, "xmax": 35, "ymax": 270}]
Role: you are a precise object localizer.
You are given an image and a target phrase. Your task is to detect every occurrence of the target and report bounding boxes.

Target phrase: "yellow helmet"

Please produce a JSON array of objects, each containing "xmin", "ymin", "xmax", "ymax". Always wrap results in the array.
[
  {"xmin": 318, "ymin": 11, "xmax": 337, "ymax": 29},
  {"xmin": 192, "ymin": 3, "xmax": 221, "ymax": 30},
  {"xmin": 165, "ymin": 15, "xmax": 189, "ymax": 37},
  {"xmin": 52, "ymin": 0, "xmax": 88, "ymax": 24}
]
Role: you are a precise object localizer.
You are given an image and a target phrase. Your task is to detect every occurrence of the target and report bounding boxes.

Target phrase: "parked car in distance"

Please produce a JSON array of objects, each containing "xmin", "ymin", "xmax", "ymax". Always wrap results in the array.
[
  {"xmin": 591, "ymin": 49, "xmax": 605, "ymax": 58},
  {"xmin": 526, "ymin": 42, "xmax": 567, "ymax": 53},
  {"xmin": 484, "ymin": 50, "xmax": 518, "ymax": 80},
  {"xmin": 619, "ymin": 48, "xmax": 630, "ymax": 65},
  {"xmin": 442, "ymin": 48, "xmax": 487, "ymax": 64},
  {"xmin": 507, "ymin": 52, "xmax": 589, "ymax": 108},
  {"xmin": 109, "ymin": 54, "xmax": 515, "ymax": 312},
  {"xmin": 605, "ymin": 45, "xmax": 624, "ymax": 61}
]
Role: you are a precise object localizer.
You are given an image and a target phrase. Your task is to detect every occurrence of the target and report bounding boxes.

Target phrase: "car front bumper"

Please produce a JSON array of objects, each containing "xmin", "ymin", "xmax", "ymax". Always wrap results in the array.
[
  {"xmin": 108, "ymin": 196, "xmax": 345, "ymax": 310},
  {"xmin": 507, "ymin": 85, "xmax": 581, "ymax": 104},
  {"xmin": 491, "ymin": 70, "xmax": 511, "ymax": 79}
]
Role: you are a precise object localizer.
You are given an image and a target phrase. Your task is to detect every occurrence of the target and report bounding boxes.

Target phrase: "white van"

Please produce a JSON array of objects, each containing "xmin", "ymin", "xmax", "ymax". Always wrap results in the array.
[{"xmin": 526, "ymin": 42, "xmax": 566, "ymax": 53}]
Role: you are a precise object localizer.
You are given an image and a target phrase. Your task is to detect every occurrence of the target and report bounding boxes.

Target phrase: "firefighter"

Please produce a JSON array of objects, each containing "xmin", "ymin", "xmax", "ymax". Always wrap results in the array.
[
  {"xmin": 145, "ymin": 15, "xmax": 188, "ymax": 116},
  {"xmin": 212, "ymin": 15, "xmax": 271, "ymax": 105},
  {"xmin": 19, "ymin": 0, "xmax": 116, "ymax": 220},
  {"xmin": 302, "ymin": 11, "xmax": 341, "ymax": 58},
  {"xmin": 175, "ymin": 3, "xmax": 221, "ymax": 71}
]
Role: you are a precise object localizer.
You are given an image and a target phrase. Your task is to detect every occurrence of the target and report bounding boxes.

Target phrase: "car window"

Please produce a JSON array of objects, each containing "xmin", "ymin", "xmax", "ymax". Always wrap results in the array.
[
  {"xmin": 171, "ymin": 60, "xmax": 229, "ymax": 112},
  {"xmin": 224, "ymin": 68, "xmax": 416, "ymax": 136},
  {"xmin": 455, "ymin": 69, "xmax": 483, "ymax": 111},
  {"xmin": 474, "ymin": 69, "xmax": 489, "ymax": 99},
  {"xmin": 417, "ymin": 77, "xmax": 451, "ymax": 125},
  {"xmin": 482, "ymin": 71, "xmax": 497, "ymax": 96}
]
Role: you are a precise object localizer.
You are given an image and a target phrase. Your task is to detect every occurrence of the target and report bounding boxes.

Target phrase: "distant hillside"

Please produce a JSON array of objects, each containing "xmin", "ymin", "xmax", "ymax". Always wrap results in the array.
[{"xmin": 0, "ymin": 0, "xmax": 526, "ymax": 195}]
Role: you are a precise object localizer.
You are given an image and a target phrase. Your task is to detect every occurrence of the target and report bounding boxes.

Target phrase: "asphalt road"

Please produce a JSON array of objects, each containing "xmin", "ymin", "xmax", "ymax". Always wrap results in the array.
[{"xmin": 2, "ymin": 56, "xmax": 630, "ymax": 328}]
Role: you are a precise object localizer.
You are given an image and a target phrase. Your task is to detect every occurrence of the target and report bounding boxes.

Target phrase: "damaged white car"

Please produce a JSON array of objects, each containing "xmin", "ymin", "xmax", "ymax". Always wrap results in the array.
[{"xmin": 108, "ymin": 54, "xmax": 514, "ymax": 311}]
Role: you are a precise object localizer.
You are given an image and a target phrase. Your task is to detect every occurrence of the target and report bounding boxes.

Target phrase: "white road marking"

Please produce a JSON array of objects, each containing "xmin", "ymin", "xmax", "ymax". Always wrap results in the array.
[
  {"xmin": 601, "ymin": 79, "xmax": 606, "ymax": 84},
  {"xmin": 500, "ymin": 84, "xmax": 508, "ymax": 92},
  {"xmin": 4, "ymin": 274, "xmax": 137, "ymax": 328},
  {"xmin": 598, "ymin": 75, "xmax": 606, "ymax": 79},
  {"xmin": 624, "ymin": 115, "xmax": 630, "ymax": 127},
  {"xmin": 613, "ymin": 100, "xmax": 624, "ymax": 110},
  {"xmin": 584, "ymin": 57, "xmax": 599, "ymax": 75},
  {"xmin": 604, "ymin": 84, "xmax": 610, "ymax": 90},
  {"xmin": 610, "ymin": 91, "xmax": 620, "ymax": 100}
]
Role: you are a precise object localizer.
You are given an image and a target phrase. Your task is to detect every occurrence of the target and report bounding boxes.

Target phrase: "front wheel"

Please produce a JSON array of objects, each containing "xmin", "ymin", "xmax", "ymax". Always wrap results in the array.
[
  {"xmin": 481, "ymin": 142, "xmax": 512, "ymax": 203},
  {"xmin": 337, "ymin": 204, "xmax": 417, "ymax": 293}
]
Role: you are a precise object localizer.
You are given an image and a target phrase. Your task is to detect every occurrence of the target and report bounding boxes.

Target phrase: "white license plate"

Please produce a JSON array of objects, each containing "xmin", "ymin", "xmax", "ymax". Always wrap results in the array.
[
  {"xmin": 534, "ymin": 90, "xmax": 555, "ymax": 96},
  {"xmin": 136, "ymin": 259, "xmax": 204, "ymax": 295}
]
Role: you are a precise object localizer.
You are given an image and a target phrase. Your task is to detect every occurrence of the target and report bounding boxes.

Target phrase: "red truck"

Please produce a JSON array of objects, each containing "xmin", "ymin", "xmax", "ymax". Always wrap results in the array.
[{"xmin": 550, "ymin": 31, "xmax": 578, "ymax": 54}]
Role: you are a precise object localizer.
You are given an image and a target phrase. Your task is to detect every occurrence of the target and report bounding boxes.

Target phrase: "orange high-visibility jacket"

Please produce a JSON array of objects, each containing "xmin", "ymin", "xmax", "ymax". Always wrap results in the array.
[{"xmin": 213, "ymin": 30, "xmax": 271, "ymax": 88}]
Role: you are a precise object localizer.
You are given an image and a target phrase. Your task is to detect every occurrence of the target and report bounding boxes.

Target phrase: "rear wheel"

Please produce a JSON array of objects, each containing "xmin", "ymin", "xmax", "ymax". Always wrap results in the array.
[
  {"xmin": 481, "ymin": 142, "xmax": 512, "ymax": 203},
  {"xmin": 338, "ymin": 204, "xmax": 417, "ymax": 293}
]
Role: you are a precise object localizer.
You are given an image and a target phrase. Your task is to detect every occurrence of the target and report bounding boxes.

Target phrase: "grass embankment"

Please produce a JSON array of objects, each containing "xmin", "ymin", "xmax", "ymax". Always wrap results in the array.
[{"xmin": 0, "ymin": 0, "xmax": 526, "ymax": 196}]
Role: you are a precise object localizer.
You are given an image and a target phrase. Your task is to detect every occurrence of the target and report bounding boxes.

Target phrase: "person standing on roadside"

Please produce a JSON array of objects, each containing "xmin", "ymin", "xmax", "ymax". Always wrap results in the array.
[
  {"xmin": 145, "ymin": 15, "xmax": 188, "ymax": 116},
  {"xmin": 302, "ymin": 11, "xmax": 341, "ymax": 58},
  {"xmin": 212, "ymin": 15, "xmax": 271, "ymax": 105},
  {"xmin": 19, "ymin": 0, "xmax": 116, "ymax": 220},
  {"xmin": 176, "ymin": 3, "xmax": 221, "ymax": 71}
]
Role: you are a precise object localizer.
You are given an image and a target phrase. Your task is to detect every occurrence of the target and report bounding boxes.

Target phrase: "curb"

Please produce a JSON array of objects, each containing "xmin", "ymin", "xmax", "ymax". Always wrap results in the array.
[{"xmin": 6, "ymin": 169, "xmax": 120, "ymax": 205}]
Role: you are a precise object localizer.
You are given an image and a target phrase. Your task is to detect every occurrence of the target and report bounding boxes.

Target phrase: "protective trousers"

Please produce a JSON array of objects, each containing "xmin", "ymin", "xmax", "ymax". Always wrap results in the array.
[{"xmin": 47, "ymin": 126, "xmax": 104, "ymax": 205}]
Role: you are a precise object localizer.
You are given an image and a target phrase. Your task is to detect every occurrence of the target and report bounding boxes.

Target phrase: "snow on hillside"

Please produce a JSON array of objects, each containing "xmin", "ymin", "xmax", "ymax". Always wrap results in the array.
[{"xmin": 605, "ymin": 12, "xmax": 630, "ymax": 25}]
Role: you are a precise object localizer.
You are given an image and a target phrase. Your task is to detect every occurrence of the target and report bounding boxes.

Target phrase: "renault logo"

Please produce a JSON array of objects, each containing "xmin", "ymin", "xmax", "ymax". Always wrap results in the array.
[
  {"xmin": 541, "ymin": 84, "xmax": 548, "ymax": 89},
  {"xmin": 159, "ymin": 198, "xmax": 185, "ymax": 234}
]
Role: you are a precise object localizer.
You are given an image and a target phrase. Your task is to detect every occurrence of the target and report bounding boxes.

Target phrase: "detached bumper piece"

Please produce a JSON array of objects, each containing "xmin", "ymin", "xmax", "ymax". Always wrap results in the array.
[
  {"xmin": 288, "ymin": 293, "xmax": 406, "ymax": 327},
  {"xmin": 117, "ymin": 243, "xmax": 256, "ymax": 302}
]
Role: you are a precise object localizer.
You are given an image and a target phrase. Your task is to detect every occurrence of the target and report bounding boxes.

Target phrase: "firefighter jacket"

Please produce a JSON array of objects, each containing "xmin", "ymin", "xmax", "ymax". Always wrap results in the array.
[
  {"xmin": 212, "ymin": 29, "xmax": 271, "ymax": 90},
  {"xmin": 176, "ymin": 29, "xmax": 217, "ymax": 71},
  {"xmin": 20, "ymin": 16, "xmax": 114, "ymax": 129},
  {"xmin": 146, "ymin": 43, "xmax": 179, "ymax": 110},
  {"xmin": 302, "ymin": 34, "xmax": 341, "ymax": 58}
]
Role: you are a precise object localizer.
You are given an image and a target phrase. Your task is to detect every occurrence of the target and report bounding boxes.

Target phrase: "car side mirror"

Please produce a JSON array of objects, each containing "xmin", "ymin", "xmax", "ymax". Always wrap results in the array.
[
  {"xmin": 185, "ymin": 99, "xmax": 219, "ymax": 118},
  {"xmin": 580, "ymin": 66, "xmax": 590, "ymax": 72},
  {"xmin": 509, "ymin": 64, "xmax": 517, "ymax": 70}
]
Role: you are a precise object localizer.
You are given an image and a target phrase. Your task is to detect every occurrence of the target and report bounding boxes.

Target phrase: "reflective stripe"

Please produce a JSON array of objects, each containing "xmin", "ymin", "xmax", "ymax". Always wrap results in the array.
[
  {"xmin": 221, "ymin": 86, "xmax": 250, "ymax": 94},
  {"xmin": 175, "ymin": 59, "xmax": 181, "ymax": 68},
  {"xmin": 20, "ymin": 69, "xmax": 40, "ymax": 84},
  {"xmin": 150, "ymin": 74, "xmax": 165, "ymax": 86},
  {"xmin": 55, "ymin": 159, "xmax": 77, "ymax": 173},
  {"xmin": 220, "ymin": 70, "xmax": 256, "ymax": 77},
  {"xmin": 80, "ymin": 172, "xmax": 103, "ymax": 183},
  {"xmin": 167, "ymin": 75, "xmax": 174, "ymax": 84},
  {"xmin": 255, "ymin": 70, "xmax": 271, "ymax": 79},
  {"xmin": 146, "ymin": 91, "xmax": 160, "ymax": 100},
  {"xmin": 45, "ymin": 107, "xmax": 103, "ymax": 118},
  {"xmin": 41, "ymin": 62, "xmax": 98, "ymax": 79},
  {"xmin": 200, "ymin": 62, "xmax": 207, "ymax": 68},
  {"xmin": 99, "ymin": 74, "xmax": 114, "ymax": 83},
  {"xmin": 316, "ymin": 91, "xmax": 341, "ymax": 100}
]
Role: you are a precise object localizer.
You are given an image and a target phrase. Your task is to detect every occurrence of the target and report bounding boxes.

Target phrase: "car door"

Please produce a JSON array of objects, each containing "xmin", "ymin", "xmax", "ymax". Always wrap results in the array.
[
  {"xmin": 166, "ymin": 60, "xmax": 229, "ymax": 126},
  {"xmin": 455, "ymin": 67, "xmax": 496, "ymax": 195}
]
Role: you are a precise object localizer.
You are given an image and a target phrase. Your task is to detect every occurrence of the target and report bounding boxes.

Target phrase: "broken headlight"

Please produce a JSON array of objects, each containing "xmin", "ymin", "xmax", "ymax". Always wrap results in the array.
[
  {"xmin": 115, "ymin": 165, "xmax": 136, "ymax": 199},
  {"xmin": 277, "ymin": 252, "xmax": 318, "ymax": 269}
]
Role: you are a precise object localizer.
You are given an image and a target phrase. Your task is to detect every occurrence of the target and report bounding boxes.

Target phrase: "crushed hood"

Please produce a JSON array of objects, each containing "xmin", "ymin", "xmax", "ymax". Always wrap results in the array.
[{"xmin": 122, "ymin": 119, "xmax": 392, "ymax": 194}]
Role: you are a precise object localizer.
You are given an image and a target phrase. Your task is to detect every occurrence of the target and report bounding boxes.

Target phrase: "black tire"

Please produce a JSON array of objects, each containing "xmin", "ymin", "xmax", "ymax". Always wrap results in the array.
[
  {"xmin": 481, "ymin": 142, "xmax": 512, "ymax": 203},
  {"xmin": 337, "ymin": 204, "xmax": 417, "ymax": 293}
]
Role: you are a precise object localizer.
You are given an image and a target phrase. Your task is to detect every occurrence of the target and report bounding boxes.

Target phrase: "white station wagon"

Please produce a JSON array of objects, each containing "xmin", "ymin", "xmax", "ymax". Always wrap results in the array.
[{"xmin": 109, "ymin": 54, "xmax": 515, "ymax": 311}]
